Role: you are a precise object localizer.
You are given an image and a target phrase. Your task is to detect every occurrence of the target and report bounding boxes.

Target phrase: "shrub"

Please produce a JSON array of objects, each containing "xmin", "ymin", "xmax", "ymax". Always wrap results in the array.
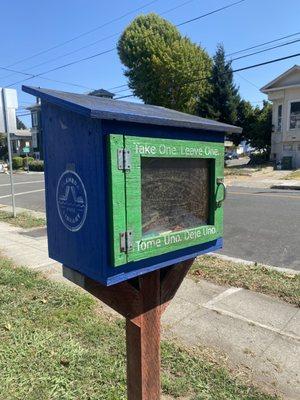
[
  {"xmin": 23, "ymin": 157, "xmax": 34, "ymax": 167},
  {"xmin": 28, "ymin": 160, "xmax": 44, "ymax": 171},
  {"xmin": 12, "ymin": 156, "xmax": 23, "ymax": 169},
  {"xmin": 248, "ymin": 152, "xmax": 270, "ymax": 166}
]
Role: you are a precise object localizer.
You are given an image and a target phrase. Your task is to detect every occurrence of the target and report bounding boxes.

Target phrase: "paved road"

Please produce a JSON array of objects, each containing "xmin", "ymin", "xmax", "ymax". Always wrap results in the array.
[
  {"xmin": 221, "ymin": 186, "xmax": 300, "ymax": 271},
  {"xmin": 1, "ymin": 173, "xmax": 299, "ymax": 270},
  {"xmin": 0, "ymin": 173, "xmax": 45, "ymax": 212}
]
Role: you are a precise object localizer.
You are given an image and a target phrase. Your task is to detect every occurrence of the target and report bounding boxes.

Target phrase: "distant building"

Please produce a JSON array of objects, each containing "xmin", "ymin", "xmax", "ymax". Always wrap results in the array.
[
  {"xmin": 26, "ymin": 98, "xmax": 43, "ymax": 159},
  {"xmin": 88, "ymin": 89, "xmax": 115, "ymax": 99},
  {"xmin": 261, "ymin": 65, "xmax": 300, "ymax": 169},
  {"xmin": 11, "ymin": 129, "xmax": 32, "ymax": 156},
  {"xmin": 26, "ymin": 89, "xmax": 115, "ymax": 160}
]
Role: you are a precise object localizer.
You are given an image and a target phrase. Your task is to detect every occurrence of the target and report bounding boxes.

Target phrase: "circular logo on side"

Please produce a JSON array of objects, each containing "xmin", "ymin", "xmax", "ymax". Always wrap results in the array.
[{"xmin": 56, "ymin": 170, "xmax": 88, "ymax": 232}]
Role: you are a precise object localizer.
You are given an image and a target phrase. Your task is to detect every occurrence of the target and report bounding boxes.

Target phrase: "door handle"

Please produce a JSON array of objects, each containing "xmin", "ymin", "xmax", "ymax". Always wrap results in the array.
[{"xmin": 216, "ymin": 178, "xmax": 227, "ymax": 207}]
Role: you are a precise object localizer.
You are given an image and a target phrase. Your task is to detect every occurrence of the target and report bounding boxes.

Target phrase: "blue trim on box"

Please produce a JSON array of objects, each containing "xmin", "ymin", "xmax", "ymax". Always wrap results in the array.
[
  {"xmin": 105, "ymin": 238, "xmax": 223, "ymax": 285},
  {"xmin": 62, "ymin": 238, "xmax": 222, "ymax": 286}
]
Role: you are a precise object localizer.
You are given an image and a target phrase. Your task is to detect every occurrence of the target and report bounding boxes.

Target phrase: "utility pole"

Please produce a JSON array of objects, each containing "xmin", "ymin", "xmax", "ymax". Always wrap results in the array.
[{"xmin": 1, "ymin": 88, "xmax": 17, "ymax": 217}]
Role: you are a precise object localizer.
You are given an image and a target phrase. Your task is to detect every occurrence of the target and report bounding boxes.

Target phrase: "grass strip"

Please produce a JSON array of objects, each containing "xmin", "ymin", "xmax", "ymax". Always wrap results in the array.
[
  {"xmin": 283, "ymin": 169, "xmax": 300, "ymax": 180},
  {"xmin": 191, "ymin": 256, "xmax": 300, "ymax": 307},
  {"xmin": 0, "ymin": 210, "xmax": 46, "ymax": 229},
  {"xmin": 0, "ymin": 256, "xmax": 279, "ymax": 400}
]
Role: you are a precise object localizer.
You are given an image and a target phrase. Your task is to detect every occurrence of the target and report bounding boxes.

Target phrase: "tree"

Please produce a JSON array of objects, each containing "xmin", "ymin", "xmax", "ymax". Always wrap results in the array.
[
  {"xmin": 117, "ymin": 13, "xmax": 212, "ymax": 114},
  {"xmin": 16, "ymin": 117, "xmax": 27, "ymax": 130},
  {"xmin": 198, "ymin": 44, "xmax": 240, "ymax": 126},
  {"xmin": 0, "ymin": 133, "xmax": 8, "ymax": 160},
  {"xmin": 232, "ymin": 99, "xmax": 255, "ymax": 145},
  {"xmin": 247, "ymin": 101, "xmax": 272, "ymax": 153}
]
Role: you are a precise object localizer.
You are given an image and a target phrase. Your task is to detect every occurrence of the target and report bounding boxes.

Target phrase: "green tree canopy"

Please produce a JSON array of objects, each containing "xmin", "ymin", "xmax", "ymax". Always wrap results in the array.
[
  {"xmin": 247, "ymin": 101, "xmax": 272, "ymax": 153},
  {"xmin": 117, "ymin": 13, "xmax": 212, "ymax": 114},
  {"xmin": 198, "ymin": 44, "xmax": 240, "ymax": 125},
  {"xmin": 234, "ymin": 100, "xmax": 272, "ymax": 152}
]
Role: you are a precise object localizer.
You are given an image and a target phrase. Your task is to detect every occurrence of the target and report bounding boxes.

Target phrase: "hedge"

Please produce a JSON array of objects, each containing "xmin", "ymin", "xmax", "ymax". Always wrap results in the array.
[
  {"xmin": 23, "ymin": 157, "xmax": 34, "ymax": 167},
  {"xmin": 28, "ymin": 160, "xmax": 44, "ymax": 171},
  {"xmin": 12, "ymin": 156, "xmax": 23, "ymax": 169}
]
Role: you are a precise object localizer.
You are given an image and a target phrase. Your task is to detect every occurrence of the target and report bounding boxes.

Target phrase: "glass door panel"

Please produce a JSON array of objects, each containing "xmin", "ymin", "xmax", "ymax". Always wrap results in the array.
[{"xmin": 141, "ymin": 157, "xmax": 212, "ymax": 237}]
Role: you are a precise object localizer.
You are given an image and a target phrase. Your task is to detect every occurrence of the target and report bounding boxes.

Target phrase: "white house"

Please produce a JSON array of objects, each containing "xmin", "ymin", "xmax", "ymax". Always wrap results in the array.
[{"xmin": 261, "ymin": 65, "xmax": 300, "ymax": 169}]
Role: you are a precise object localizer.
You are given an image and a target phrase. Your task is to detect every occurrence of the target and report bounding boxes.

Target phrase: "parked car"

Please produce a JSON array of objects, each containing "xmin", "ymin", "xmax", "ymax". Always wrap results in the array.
[
  {"xmin": 225, "ymin": 152, "xmax": 239, "ymax": 160},
  {"xmin": 0, "ymin": 161, "xmax": 8, "ymax": 174}
]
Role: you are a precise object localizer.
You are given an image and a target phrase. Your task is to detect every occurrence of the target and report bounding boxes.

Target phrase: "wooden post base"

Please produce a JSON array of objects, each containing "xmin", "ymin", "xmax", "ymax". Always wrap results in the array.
[
  {"xmin": 126, "ymin": 270, "xmax": 161, "ymax": 400},
  {"xmin": 63, "ymin": 259, "xmax": 194, "ymax": 400}
]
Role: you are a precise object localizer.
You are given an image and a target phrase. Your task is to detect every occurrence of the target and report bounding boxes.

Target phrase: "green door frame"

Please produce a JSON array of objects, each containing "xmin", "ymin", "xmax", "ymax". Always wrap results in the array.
[{"xmin": 108, "ymin": 134, "xmax": 225, "ymax": 267}]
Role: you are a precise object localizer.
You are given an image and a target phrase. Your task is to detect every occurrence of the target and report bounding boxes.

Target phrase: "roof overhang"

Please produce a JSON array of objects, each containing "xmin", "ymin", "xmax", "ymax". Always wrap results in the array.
[
  {"xmin": 22, "ymin": 85, "xmax": 243, "ymax": 134},
  {"xmin": 260, "ymin": 65, "xmax": 300, "ymax": 93}
]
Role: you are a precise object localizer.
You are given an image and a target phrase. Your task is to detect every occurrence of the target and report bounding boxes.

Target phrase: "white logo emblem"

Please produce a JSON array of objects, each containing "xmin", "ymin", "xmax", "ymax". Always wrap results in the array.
[{"xmin": 56, "ymin": 170, "xmax": 88, "ymax": 232}]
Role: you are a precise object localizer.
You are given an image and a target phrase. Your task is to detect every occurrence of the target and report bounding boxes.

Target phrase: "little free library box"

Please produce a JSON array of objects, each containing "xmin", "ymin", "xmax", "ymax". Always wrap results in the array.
[{"xmin": 23, "ymin": 86, "xmax": 242, "ymax": 286}]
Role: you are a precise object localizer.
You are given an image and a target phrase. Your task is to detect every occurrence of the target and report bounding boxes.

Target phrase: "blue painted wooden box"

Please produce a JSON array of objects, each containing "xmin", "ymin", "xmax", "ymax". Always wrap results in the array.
[{"xmin": 22, "ymin": 86, "xmax": 241, "ymax": 286}]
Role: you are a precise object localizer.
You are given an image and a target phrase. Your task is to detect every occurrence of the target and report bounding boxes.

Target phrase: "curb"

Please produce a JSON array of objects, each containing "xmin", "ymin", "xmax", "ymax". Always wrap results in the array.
[
  {"xmin": 0, "ymin": 203, "xmax": 46, "ymax": 219},
  {"xmin": 271, "ymin": 185, "xmax": 300, "ymax": 190},
  {"xmin": 207, "ymin": 252, "xmax": 300, "ymax": 275}
]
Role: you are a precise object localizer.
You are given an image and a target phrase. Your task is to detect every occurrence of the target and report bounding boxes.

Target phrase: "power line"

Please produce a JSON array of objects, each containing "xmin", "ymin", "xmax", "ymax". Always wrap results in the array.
[
  {"xmin": 2, "ymin": 0, "xmax": 161, "ymax": 71},
  {"xmin": 114, "ymin": 51, "xmax": 300, "ymax": 99},
  {"xmin": 5, "ymin": 48, "xmax": 116, "ymax": 88},
  {"xmin": 235, "ymin": 72, "xmax": 260, "ymax": 89},
  {"xmin": 113, "ymin": 36, "xmax": 300, "ymax": 93},
  {"xmin": 227, "ymin": 30, "xmax": 300, "ymax": 57},
  {"xmin": 4, "ymin": 0, "xmax": 247, "ymax": 89},
  {"xmin": 231, "ymin": 38, "xmax": 300, "ymax": 62},
  {"xmin": 177, "ymin": 0, "xmax": 246, "ymax": 27},
  {"xmin": 1, "ymin": 0, "xmax": 199, "ymax": 82}
]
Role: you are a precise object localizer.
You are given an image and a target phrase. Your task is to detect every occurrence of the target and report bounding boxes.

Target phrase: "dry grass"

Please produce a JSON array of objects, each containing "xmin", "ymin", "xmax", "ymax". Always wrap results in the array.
[
  {"xmin": 283, "ymin": 169, "xmax": 300, "ymax": 180},
  {"xmin": 0, "ymin": 210, "xmax": 46, "ymax": 229},
  {"xmin": 191, "ymin": 256, "xmax": 300, "ymax": 307}
]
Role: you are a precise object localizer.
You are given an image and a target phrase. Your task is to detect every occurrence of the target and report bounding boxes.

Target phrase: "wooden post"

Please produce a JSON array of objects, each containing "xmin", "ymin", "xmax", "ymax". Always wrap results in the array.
[
  {"xmin": 126, "ymin": 270, "xmax": 161, "ymax": 400},
  {"xmin": 63, "ymin": 259, "xmax": 194, "ymax": 400}
]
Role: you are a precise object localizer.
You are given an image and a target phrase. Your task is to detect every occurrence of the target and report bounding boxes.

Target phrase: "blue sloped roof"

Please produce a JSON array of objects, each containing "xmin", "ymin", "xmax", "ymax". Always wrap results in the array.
[{"xmin": 22, "ymin": 86, "xmax": 242, "ymax": 134}]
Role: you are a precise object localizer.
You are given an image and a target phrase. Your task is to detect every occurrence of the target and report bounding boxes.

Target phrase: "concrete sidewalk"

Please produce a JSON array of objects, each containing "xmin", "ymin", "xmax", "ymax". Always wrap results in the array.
[{"xmin": 0, "ymin": 221, "xmax": 299, "ymax": 399}]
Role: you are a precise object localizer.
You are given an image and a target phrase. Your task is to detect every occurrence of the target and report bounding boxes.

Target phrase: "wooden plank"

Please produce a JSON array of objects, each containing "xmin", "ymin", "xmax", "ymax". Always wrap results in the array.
[
  {"xmin": 160, "ymin": 259, "xmax": 194, "ymax": 313},
  {"xmin": 84, "ymin": 276, "xmax": 142, "ymax": 324},
  {"xmin": 127, "ymin": 270, "xmax": 161, "ymax": 400}
]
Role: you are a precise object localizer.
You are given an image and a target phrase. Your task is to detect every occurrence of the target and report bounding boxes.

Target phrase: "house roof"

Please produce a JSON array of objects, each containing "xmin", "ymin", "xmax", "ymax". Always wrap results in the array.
[
  {"xmin": 11, "ymin": 129, "xmax": 32, "ymax": 138},
  {"xmin": 22, "ymin": 86, "xmax": 242, "ymax": 134},
  {"xmin": 88, "ymin": 88, "xmax": 115, "ymax": 98},
  {"xmin": 260, "ymin": 65, "xmax": 300, "ymax": 93}
]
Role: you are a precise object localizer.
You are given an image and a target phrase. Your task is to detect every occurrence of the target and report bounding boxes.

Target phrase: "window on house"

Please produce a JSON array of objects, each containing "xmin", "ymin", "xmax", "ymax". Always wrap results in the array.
[
  {"xmin": 277, "ymin": 104, "xmax": 282, "ymax": 132},
  {"xmin": 283, "ymin": 144, "xmax": 292, "ymax": 152},
  {"xmin": 289, "ymin": 101, "xmax": 300, "ymax": 130},
  {"xmin": 32, "ymin": 111, "xmax": 38, "ymax": 127}
]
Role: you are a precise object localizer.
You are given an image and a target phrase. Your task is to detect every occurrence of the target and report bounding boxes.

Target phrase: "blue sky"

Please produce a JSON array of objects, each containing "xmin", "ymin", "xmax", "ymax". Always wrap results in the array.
[{"xmin": 1, "ymin": 0, "xmax": 300, "ymax": 127}]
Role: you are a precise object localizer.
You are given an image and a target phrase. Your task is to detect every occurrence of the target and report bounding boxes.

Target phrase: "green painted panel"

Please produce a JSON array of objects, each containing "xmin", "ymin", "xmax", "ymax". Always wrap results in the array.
[
  {"xmin": 124, "ymin": 136, "xmax": 224, "ymax": 262},
  {"xmin": 107, "ymin": 134, "xmax": 127, "ymax": 266}
]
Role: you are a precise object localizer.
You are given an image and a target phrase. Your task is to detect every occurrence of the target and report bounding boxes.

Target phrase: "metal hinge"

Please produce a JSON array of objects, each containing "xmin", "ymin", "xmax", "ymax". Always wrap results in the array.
[
  {"xmin": 120, "ymin": 230, "xmax": 133, "ymax": 253},
  {"xmin": 118, "ymin": 149, "xmax": 131, "ymax": 171}
]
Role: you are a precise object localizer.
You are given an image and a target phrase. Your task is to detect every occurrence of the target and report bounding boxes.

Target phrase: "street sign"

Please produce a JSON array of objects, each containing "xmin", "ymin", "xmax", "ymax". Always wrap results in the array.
[
  {"xmin": 23, "ymin": 147, "xmax": 30, "ymax": 153},
  {"xmin": 0, "ymin": 88, "xmax": 18, "ymax": 134},
  {"xmin": 0, "ymin": 88, "xmax": 18, "ymax": 217}
]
